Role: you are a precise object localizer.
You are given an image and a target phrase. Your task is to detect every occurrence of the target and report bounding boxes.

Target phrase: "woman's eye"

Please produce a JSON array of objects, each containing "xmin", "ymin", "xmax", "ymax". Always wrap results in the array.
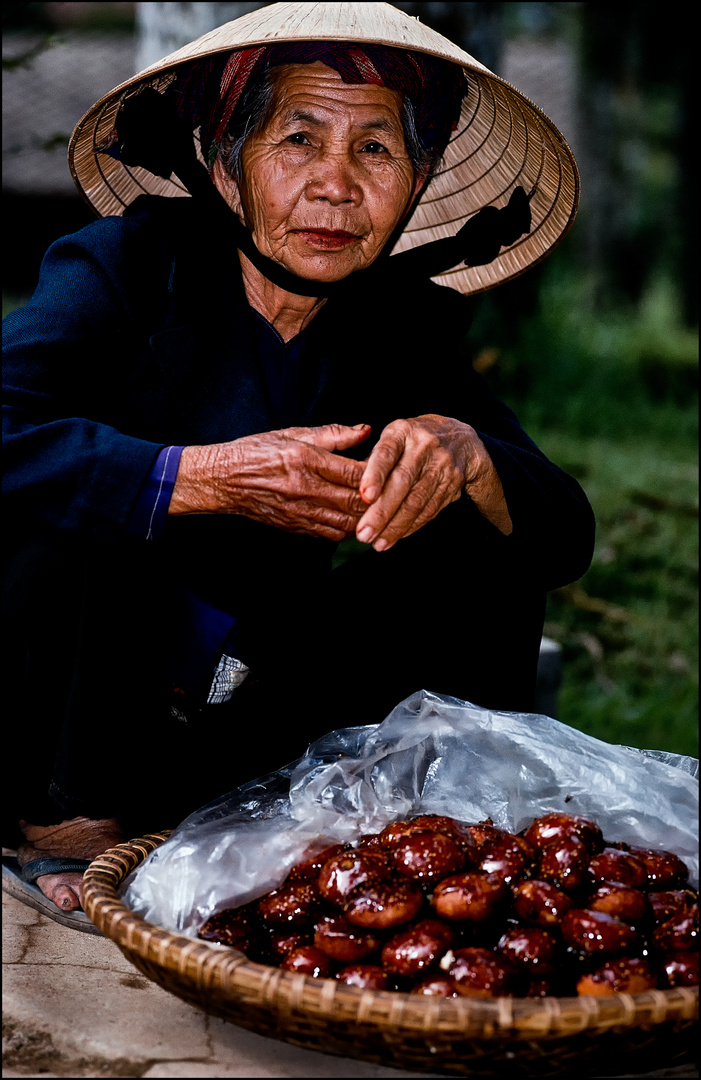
[
  {"xmin": 361, "ymin": 141, "xmax": 389, "ymax": 155},
  {"xmin": 286, "ymin": 132, "xmax": 311, "ymax": 146}
]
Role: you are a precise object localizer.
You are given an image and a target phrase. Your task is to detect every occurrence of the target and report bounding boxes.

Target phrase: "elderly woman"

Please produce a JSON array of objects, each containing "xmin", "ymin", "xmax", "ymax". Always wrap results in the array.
[{"xmin": 2, "ymin": 3, "xmax": 594, "ymax": 926}]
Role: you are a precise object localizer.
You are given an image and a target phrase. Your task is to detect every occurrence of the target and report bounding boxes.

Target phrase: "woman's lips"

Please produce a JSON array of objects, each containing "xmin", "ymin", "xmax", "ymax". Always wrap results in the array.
[{"xmin": 295, "ymin": 229, "xmax": 361, "ymax": 250}]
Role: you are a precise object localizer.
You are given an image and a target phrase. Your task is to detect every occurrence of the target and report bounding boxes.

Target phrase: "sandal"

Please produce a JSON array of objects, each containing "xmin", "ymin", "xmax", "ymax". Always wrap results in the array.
[{"xmin": 2, "ymin": 852, "xmax": 101, "ymax": 934}]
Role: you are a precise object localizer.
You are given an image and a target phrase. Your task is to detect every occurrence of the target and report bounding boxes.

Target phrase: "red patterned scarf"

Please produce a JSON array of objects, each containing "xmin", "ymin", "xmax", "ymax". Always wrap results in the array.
[{"xmin": 167, "ymin": 42, "xmax": 467, "ymax": 168}]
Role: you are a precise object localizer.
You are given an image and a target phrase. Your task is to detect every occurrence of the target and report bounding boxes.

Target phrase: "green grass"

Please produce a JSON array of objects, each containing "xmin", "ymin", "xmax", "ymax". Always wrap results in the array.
[
  {"xmin": 473, "ymin": 262, "xmax": 698, "ymax": 758},
  {"xmin": 531, "ymin": 425, "xmax": 698, "ymax": 757}
]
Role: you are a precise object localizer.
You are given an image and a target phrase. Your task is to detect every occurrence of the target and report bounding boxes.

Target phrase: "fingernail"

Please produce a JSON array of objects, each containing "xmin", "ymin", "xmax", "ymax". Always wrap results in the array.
[
  {"xmin": 374, "ymin": 539, "xmax": 389, "ymax": 552},
  {"xmin": 357, "ymin": 526, "xmax": 373, "ymax": 543},
  {"xmin": 362, "ymin": 486, "xmax": 377, "ymax": 503}
]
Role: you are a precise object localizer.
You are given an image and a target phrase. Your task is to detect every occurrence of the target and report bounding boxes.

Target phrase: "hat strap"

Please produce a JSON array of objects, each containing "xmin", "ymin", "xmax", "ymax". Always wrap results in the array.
[
  {"xmin": 114, "ymin": 89, "xmax": 531, "ymax": 296},
  {"xmin": 116, "ymin": 88, "xmax": 350, "ymax": 297},
  {"xmin": 389, "ymin": 186, "xmax": 533, "ymax": 283}
]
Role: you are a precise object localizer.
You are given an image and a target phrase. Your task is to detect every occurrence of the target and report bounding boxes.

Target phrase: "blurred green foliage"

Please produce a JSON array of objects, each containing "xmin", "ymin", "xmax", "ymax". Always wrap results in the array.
[
  {"xmin": 472, "ymin": 256, "xmax": 698, "ymax": 438},
  {"xmin": 468, "ymin": 252, "xmax": 698, "ymax": 758},
  {"xmin": 453, "ymin": 5, "xmax": 697, "ymax": 759},
  {"xmin": 576, "ymin": 2, "xmax": 696, "ymax": 327}
]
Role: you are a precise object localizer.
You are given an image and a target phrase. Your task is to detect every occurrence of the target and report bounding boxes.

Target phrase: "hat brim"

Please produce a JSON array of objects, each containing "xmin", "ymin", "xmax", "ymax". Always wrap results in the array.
[{"xmin": 68, "ymin": 1, "xmax": 579, "ymax": 296}]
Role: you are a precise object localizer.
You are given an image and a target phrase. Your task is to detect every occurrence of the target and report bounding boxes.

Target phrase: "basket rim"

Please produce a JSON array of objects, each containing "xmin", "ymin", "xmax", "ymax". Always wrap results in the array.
[{"xmin": 82, "ymin": 833, "xmax": 699, "ymax": 1039}]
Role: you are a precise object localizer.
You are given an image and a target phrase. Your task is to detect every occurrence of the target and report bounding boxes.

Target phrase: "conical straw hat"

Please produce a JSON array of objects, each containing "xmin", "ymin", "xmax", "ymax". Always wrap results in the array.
[{"xmin": 68, "ymin": 1, "xmax": 579, "ymax": 296}]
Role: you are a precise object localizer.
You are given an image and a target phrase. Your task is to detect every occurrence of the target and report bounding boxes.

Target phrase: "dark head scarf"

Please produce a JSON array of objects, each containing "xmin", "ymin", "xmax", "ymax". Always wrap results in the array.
[{"xmin": 166, "ymin": 42, "xmax": 468, "ymax": 169}]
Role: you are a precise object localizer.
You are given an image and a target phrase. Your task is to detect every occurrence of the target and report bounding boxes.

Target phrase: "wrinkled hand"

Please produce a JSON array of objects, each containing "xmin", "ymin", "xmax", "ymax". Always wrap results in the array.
[
  {"xmin": 170, "ymin": 423, "xmax": 371, "ymax": 541},
  {"xmin": 356, "ymin": 414, "xmax": 511, "ymax": 551}
]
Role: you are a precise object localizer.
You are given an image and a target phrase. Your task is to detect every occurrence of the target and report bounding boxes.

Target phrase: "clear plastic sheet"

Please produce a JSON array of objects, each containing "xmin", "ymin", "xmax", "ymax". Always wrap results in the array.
[{"xmin": 122, "ymin": 690, "xmax": 699, "ymax": 937}]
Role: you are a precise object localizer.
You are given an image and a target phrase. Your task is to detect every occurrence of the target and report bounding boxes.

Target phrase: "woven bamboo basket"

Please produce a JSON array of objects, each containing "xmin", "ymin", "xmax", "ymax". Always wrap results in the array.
[{"xmin": 83, "ymin": 833, "xmax": 698, "ymax": 1077}]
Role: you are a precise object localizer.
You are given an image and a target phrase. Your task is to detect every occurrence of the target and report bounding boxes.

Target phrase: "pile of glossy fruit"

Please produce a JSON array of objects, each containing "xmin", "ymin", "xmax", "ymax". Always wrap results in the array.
[{"xmin": 197, "ymin": 812, "xmax": 699, "ymax": 997}]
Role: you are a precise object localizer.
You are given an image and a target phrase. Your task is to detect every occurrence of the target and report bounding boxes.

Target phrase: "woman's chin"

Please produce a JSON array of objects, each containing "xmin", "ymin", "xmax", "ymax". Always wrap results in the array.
[{"xmin": 280, "ymin": 240, "xmax": 373, "ymax": 284}]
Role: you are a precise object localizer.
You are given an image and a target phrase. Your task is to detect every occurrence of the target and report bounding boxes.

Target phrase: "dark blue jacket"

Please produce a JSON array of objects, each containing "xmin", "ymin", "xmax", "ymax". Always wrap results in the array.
[{"xmin": 2, "ymin": 195, "xmax": 595, "ymax": 719}]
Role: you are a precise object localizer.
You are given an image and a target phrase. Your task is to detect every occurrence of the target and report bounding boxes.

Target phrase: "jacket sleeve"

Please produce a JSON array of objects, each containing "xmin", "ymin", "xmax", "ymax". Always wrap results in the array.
[
  {"xmin": 457, "ymin": 363, "xmax": 596, "ymax": 591},
  {"xmin": 2, "ymin": 220, "xmax": 170, "ymax": 542},
  {"xmin": 395, "ymin": 281, "xmax": 595, "ymax": 591}
]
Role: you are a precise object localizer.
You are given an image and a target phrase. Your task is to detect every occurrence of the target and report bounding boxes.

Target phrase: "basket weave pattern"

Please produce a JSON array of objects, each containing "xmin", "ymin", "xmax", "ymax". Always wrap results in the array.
[{"xmin": 83, "ymin": 835, "xmax": 698, "ymax": 1077}]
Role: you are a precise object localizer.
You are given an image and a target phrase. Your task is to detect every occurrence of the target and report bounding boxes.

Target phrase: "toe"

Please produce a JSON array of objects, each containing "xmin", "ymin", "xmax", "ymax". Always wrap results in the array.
[
  {"xmin": 35, "ymin": 871, "xmax": 84, "ymax": 911},
  {"xmin": 52, "ymin": 885, "xmax": 81, "ymax": 911}
]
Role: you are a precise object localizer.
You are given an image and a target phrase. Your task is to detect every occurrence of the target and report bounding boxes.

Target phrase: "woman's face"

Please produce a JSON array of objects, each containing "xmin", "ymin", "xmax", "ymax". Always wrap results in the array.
[{"xmin": 214, "ymin": 62, "xmax": 424, "ymax": 283}]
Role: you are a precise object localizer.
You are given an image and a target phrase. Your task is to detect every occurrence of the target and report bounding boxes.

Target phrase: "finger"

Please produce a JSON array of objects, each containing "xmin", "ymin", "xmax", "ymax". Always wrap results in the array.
[
  {"xmin": 285, "ymin": 422, "xmax": 372, "ymax": 453},
  {"xmin": 273, "ymin": 434, "xmax": 366, "ymax": 492},
  {"xmin": 356, "ymin": 458, "xmax": 428, "ymax": 544},
  {"xmin": 314, "ymin": 450, "xmax": 367, "ymax": 491},
  {"xmin": 284, "ymin": 502, "xmax": 364, "ymax": 541},
  {"xmin": 359, "ymin": 425, "xmax": 407, "ymax": 504},
  {"xmin": 281, "ymin": 442, "xmax": 367, "ymax": 511},
  {"xmin": 371, "ymin": 480, "xmax": 451, "ymax": 551},
  {"xmin": 252, "ymin": 481, "xmax": 365, "ymax": 534},
  {"xmin": 310, "ymin": 478, "xmax": 369, "ymax": 516}
]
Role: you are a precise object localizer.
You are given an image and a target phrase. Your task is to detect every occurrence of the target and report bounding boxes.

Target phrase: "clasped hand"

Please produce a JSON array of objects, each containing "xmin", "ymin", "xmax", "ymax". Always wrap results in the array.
[
  {"xmin": 174, "ymin": 415, "xmax": 493, "ymax": 548},
  {"xmin": 355, "ymin": 413, "xmax": 488, "ymax": 551}
]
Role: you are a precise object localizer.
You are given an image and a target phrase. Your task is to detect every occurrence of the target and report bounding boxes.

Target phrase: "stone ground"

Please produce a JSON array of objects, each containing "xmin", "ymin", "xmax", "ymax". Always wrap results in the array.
[{"xmin": 3, "ymin": 886, "xmax": 698, "ymax": 1080}]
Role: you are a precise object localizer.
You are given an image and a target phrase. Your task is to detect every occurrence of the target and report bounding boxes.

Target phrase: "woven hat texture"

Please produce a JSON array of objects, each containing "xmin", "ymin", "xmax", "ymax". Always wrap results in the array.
[{"xmin": 68, "ymin": 1, "xmax": 580, "ymax": 295}]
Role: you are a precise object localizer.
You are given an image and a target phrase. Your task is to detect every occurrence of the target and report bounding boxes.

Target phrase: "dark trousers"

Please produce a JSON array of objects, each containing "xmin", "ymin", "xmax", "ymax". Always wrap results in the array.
[{"xmin": 3, "ymin": 507, "xmax": 543, "ymax": 844}]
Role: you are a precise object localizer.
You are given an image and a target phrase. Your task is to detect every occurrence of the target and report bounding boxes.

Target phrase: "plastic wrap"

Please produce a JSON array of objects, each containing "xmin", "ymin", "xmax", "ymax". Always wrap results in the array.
[{"xmin": 123, "ymin": 690, "xmax": 699, "ymax": 936}]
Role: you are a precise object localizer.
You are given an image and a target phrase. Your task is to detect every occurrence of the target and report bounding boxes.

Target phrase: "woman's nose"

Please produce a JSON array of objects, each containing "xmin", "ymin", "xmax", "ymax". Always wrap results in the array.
[{"xmin": 305, "ymin": 151, "xmax": 362, "ymax": 205}]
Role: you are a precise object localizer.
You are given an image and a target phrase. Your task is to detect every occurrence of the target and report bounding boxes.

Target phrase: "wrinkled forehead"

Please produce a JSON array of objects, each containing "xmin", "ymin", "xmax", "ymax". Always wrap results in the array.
[{"xmin": 265, "ymin": 61, "xmax": 406, "ymax": 128}]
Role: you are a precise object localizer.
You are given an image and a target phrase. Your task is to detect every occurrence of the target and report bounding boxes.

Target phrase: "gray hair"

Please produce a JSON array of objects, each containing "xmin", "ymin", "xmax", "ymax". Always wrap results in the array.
[{"xmin": 216, "ymin": 64, "xmax": 440, "ymax": 186}]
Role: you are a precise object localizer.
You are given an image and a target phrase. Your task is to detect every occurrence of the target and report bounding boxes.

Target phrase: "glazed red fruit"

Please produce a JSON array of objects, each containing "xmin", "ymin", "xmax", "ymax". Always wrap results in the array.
[
  {"xmin": 561, "ymin": 909, "xmax": 641, "ymax": 955},
  {"xmin": 354, "ymin": 833, "xmax": 386, "ymax": 851},
  {"xmin": 266, "ymin": 929, "xmax": 310, "ymax": 961},
  {"xmin": 410, "ymin": 815, "xmax": 480, "ymax": 857},
  {"xmin": 660, "ymin": 950, "xmax": 700, "ymax": 988},
  {"xmin": 280, "ymin": 944, "xmax": 335, "ymax": 977},
  {"xmin": 626, "ymin": 847, "xmax": 690, "ymax": 890},
  {"xmin": 648, "ymin": 890, "xmax": 697, "ymax": 926},
  {"xmin": 651, "ymin": 905, "xmax": 698, "ymax": 951},
  {"xmin": 313, "ymin": 914, "xmax": 384, "ymax": 962},
  {"xmin": 587, "ymin": 848, "xmax": 648, "ymax": 889},
  {"xmin": 197, "ymin": 904, "xmax": 258, "ymax": 950},
  {"xmin": 431, "ymin": 872, "xmax": 507, "ymax": 922},
  {"xmin": 410, "ymin": 814, "xmax": 464, "ymax": 833},
  {"xmin": 410, "ymin": 974, "xmax": 459, "ymax": 997},
  {"xmin": 446, "ymin": 947, "xmax": 520, "ymax": 998},
  {"xmin": 536, "ymin": 835, "xmax": 591, "ymax": 894},
  {"xmin": 256, "ymin": 881, "xmax": 321, "ymax": 926},
  {"xmin": 524, "ymin": 812, "xmax": 603, "ymax": 854},
  {"xmin": 477, "ymin": 834, "xmax": 534, "ymax": 884},
  {"xmin": 389, "ymin": 832, "xmax": 465, "ymax": 883},
  {"xmin": 587, "ymin": 883, "xmax": 650, "ymax": 924},
  {"xmin": 343, "ymin": 879, "xmax": 423, "ymax": 930},
  {"xmin": 286, "ymin": 843, "xmax": 348, "ymax": 882},
  {"xmin": 318, "ymin": 850, "xmax": 390, "ymax": 906},
  {"xmin": 457, "ymin": 821, "xmax": 507, "ymax": 851},
  {"xmin": 377, "ymin": 820, "xmax": 436, "ymax": 848},
  {"xmin": 381, "ymin": 918, "xmax": 455, "ymax": 977},
  {"xmin": 576, "ymin": 956, "xmax": 657, "ymax": 996},
  {"xmin": 336, "ymin": 964, "xmax": 391, "ymax": 989},
  {"xmin": 512, "ymin": 880, "xmax": 574, "ymax": 927},
  {"xmin": 497, "ymin": 927, "xmax": 560, "ymax": 977}
]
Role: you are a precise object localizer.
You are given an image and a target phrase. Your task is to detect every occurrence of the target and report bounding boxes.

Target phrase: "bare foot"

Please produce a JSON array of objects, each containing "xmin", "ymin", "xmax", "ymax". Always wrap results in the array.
[{"xmin": 18, "ymin": 817, "xmax": 125, "ymax": 912}]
